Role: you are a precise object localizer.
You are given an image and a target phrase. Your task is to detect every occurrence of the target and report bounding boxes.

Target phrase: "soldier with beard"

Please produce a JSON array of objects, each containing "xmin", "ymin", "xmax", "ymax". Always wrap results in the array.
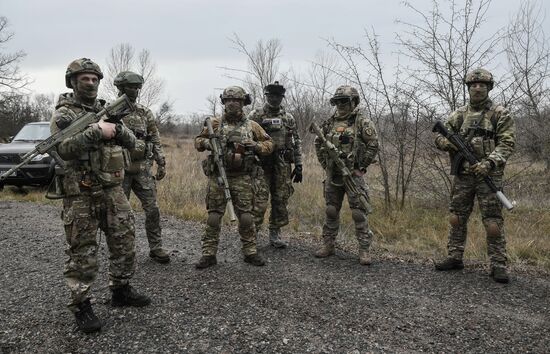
[
  {"xmin": 194, "ymin": 86, "xmax": 273, "ymax": 268},
  {"xmin": 314, "ymin": 85, "xmax": 379, "ymax": 265},
  {"xmin": 434, "ymin": 68, "xmax": 516, "ymax": 283},
  {"xmin": 248, "ymin": 81, "xmax": 303, "ymax": 248},
  {"xmin": 115, "ymin": 71, "xmax": 170, "ymax": 264},
  {"xmin": 51, "ymin": 58, "xmax": 150, "ymax": 333}
]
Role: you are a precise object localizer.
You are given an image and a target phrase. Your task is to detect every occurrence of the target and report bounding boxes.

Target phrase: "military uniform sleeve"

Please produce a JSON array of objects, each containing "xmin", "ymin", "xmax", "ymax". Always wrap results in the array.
[
  {"xmin": 194, "ymin": 117, "xmax": 219, "ymax": 152},
  {"xmin": 145, "ymin": 108, "xmax": 165, "ymax": 165},
  {"xmin": 435, "ymin": 110, "xmax": 461, "ymax": 151},
  {"xmin": 487, "ymin": 107, "xmax": 515, "ymax": 168},
  {"xmin": 50, "ymin": 107, "xmax": 103, "ymax": 160},
  {"xmin": 287, "ymin": 113, "xmax": 303, "ymax": 165},
  {"xmin": 250, "ymin": 121, "xmax": 273, "ymax": 156},
  {"xmin": 314, "ymin": 122, "xmax": 329, "ymax": 169},
  {"xmin": 358, "ymin": 117, "xmax": 379, "ymax": 168}
]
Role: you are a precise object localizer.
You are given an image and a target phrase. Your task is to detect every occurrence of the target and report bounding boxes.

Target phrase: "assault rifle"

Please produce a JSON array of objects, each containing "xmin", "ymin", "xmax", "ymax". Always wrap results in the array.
[
  {"xmin": 205, "ymin": 117, "xmax": 237, "ymax": 222},
  {"xmin": 310, "ymin": 121, "xmax": 372, "ymax": 214},
  {"xmin": 0, "ymin": 94, "xmax": 133, "ymax": 182},
  {"xmin": 432, "ymin": 120, "xmax": 514, "ymax": 211}
]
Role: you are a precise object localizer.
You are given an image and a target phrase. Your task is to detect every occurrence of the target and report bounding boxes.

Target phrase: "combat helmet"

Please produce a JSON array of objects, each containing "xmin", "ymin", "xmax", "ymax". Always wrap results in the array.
[
  {"xmin": 464, "ymin": 68, "xmax": 494, "ymax": 90},
  {"xmin": 264, "ymin": 81, "xmax": 286, "ymax": 96},
  {"xmin": 65, "ymin": 58, "xmax": 103, "ymax": 89},
  {"xmin": 114, "ymin": 71, "xmax": 144, "ymax": 88},
  {"xmin": 330, "ymin": 85, "xmax": 360, "ymax": 106},
  {"xmin": 219, "ymin": 86, "xmax": 252, "ymax": 106}
]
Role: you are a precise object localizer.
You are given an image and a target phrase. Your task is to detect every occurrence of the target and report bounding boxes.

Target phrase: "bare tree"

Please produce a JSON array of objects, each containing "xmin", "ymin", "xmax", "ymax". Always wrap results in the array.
[
  {"xmin": 396, "ymin": 0, "xmax": 502, "ymax": 112},
  {"xmin": 0, "ymin": 17, "xmax": 30, "ymax": 93},
  {"xmin": 220, "ymin": 34, "xmax": 283, "ymax": 108},
  {"xmin": 505, "ymin": 0, "xmax": 550, "ymax": 169},
  {"xmin": 103, "ymin": 43, "xmax": 165, "ymax": 108},
  {"xmin": 205, "ymin": 93, "xmax": 222, "ymax": 117}
]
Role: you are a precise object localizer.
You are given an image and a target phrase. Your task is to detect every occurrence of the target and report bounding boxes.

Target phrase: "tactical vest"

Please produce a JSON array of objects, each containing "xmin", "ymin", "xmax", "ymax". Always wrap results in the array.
[
  {"xmin": 122, "ymin": 105, "xmax": 151, "ymax": 173},
  {"xmin": 203, "ymin": 117, "xmax": 259, "ymax": 177},
  {"xmin": 454, "ymin": 104, "xmax": 501, "ymax": 161},
  {"xmin": 323, "ymin": 112, "xmax": 371, "ymax": 171},
  {"xmin": 56, "ymin": 100, "xmax": 126, "ymax": 196},
  {"xmin": 252, "ymin": 107, "xmax": 295, "ymax": 164}
]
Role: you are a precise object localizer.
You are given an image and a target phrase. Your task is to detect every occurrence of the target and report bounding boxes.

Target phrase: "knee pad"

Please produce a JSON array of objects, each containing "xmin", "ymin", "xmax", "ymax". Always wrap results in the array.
[
  {"xmin": 449, "ymin": 214, "xmax": 461, "ymax": 227},
  {"xmin": 239, "ymin": 213, "xmax": 253, "ymax": 229},
  {"xmin": 485, "ymin": 221, "xmax": 501, "ymax": 238},
  {"xmin": 351, "ymin": 209, "xmax": 366, "ymax": 223},
  {"xmin": 326, "ymin": 205, "xmax": 338, "ymax": 219},
  {"xmin": 207, "ymin": 212, "xmax": 222, "ymax": 229}
]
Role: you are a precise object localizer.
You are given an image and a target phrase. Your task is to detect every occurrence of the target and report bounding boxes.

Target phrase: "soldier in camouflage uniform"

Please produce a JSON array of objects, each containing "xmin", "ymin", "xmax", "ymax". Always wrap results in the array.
[
  {"xmin": 194, "ymin": 86, "xmax": 273, "ymax": 268},
  {"xmin": 434, "ymin": 68, "xmax": 515, "ymax": 284},
  {"xmin": 51, "ymin": 58, "xmax": 150, "ymax": 333},
  {"xmin": 115, "ymin": 71, "xmax": 170, "ymax": 264},
  {"xmin": 248, "ymin": 81, "xmax": 303, "ymax": 248},
  {"xmin": 314, "ymin": 85, "xmax": 379, "ymax": 265}
]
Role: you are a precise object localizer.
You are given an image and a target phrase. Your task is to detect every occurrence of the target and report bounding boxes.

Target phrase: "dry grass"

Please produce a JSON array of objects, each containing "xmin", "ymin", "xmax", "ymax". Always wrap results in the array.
[{"xmin": 2, "ymin": 136, "xmax": 549, "ymax": 271}]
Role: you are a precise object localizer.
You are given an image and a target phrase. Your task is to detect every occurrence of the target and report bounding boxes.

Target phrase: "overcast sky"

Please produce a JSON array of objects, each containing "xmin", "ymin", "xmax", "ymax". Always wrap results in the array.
[{"xmin": 2, "ymin": 0, "xmax": 547, "ymax": 115}]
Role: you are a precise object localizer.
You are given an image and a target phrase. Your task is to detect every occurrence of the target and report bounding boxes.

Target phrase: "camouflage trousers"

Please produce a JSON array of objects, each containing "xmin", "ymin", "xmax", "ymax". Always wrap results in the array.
[
  {"xmin": 322, "ymin": 174, "xmax": 373, "ymax": 250},
  {"xmin": 203, "ymin": 174, "xmax": 257, "ymax": 256},
  {"xmin": 62, "ymin": 185, "xmax": 135, "ymax": 312},
  {"xmin": 252, "ymin": 162, "xmax": 294, "ymax": 231},
  {"xmin": 447, "ymin": 174, "xmax": 507, "ymax": 266},
  {"xmin": 123, "ymin": 164, "xmax": 163, "ymax": 251}
]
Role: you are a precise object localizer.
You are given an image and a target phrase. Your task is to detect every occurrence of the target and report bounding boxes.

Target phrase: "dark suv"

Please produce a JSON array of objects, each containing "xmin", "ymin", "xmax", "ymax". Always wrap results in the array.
[{"xmin": 0, "ymin": 122, "xmax": 55, "ymax": 188}]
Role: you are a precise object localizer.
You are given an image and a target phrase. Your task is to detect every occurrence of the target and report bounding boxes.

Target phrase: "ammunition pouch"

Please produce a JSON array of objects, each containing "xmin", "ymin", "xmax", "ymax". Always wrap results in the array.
[
  {"xmin": 45, "ymin": 165, "xmax": 66, "ymax": 200},
  {"xmin": 93, "ymin": 144, "xmax": 125, "ymax": 187}
]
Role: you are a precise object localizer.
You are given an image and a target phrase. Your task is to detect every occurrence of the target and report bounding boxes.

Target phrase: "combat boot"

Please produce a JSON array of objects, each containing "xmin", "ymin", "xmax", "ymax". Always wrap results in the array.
[
  {"xmin": 490, "ymin": 266, "xmax": 510, "ymax": 284},
  {"xmin": 434, "ymin": 257, "xmax": 464, "ymax": 271},
  {"xmin": 314, "ymin": 244, "xmax": 335, "ymax": 258},
  {"xmin": 359, "ymin": 249, "xmax": 372, "ymax": 266},
  {"xmin": 269, "ymin": 228, "xmax": 288, "ymax": 249},
  {"xmin": 195, "ymin": 255, "xmax": 217, "ymax": 269},
  {"xmin": 149, "ymin": 248, "xmax": 170, "ymax": 264},
  {"xmin": 244, "ymin": 253, "xmax": 266, "ymax": 266},
  {"xmin": 74, "ymin": 299, "xmax": 101, "ymax": 333},
  {"xmin": 111, "ymin": 285, "xmax": 151, "ymax": 307}
]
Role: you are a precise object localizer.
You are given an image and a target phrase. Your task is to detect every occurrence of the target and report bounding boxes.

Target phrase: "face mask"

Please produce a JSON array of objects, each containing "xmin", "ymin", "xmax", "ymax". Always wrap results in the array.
[
  {"xmin": 74, "ymin": 75, "xmax": 99, "ymax": 103},
  {"xmin": 335, "ymin": 99, "xmax": 353, "ymax": 116},
  {"xmin": 266, "ymin": 94, "xmax": 283, "ymax": 109},
  {"xmin": 225, "ymin": 100, "xmax": 243, "ymax": 119},
  {"xmin": 123, "ymin": 86, "xmax": 140, "ymax": 102},
  {"xmin": 468, "ymin": 83, "xmax": 489, "ymax": 104}
]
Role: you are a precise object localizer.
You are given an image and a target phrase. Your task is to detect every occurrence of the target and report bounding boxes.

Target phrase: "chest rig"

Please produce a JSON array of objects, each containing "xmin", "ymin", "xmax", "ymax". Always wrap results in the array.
[
  {"xmin": 457, "ymin": 105, "xmax": 498, "ymax": 160},
  {"xmin": 218, "ymin": 118, "xmax": 258, "ymax": 175},
  {"xmin": 122, "ymin": 107, "xmax": 151, "ymax": 168},
  {"xmin": 258, "ymin": 109, "xmax": 294, "ymax": 151}
]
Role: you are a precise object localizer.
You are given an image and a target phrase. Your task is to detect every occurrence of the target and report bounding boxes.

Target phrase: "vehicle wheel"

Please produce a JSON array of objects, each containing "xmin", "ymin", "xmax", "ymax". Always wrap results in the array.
[{"xmin": 0, "ymin": 183, "xmax": 4, "ymax": 191}]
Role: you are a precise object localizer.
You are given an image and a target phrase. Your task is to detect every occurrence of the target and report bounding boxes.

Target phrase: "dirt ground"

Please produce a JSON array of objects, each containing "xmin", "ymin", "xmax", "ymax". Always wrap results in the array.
[{"xmin": 0, "ymin": 200, "xmax": 548, "ymax": 353}]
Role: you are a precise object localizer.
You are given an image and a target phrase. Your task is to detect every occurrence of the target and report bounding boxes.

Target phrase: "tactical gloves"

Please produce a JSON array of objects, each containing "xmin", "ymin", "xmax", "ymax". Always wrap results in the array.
[
  {"xmin": 471, "ymin": 159, "xmax": 493, "ymax": 176},
  {"xmin": 436, "ymin": 136, "xmax": 458, "ymax": 152},
  {"xmin": 156, "ymin": 164, "xmax": 166, "ymax": 180},
  {"xmin": 291, "ymin": 164, "xmax": 303, "ymax": 183}
]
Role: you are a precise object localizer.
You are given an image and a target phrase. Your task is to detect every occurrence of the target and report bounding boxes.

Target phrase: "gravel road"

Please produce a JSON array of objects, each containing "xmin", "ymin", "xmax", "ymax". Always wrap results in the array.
[{"xmin": 0, "ymin": 200, "xmax": 549, "ymax": 353}]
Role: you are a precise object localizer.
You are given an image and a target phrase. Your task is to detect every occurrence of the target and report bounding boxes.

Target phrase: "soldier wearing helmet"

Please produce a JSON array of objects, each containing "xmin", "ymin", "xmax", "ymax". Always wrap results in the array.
[
  {"xmin": 50, "ymin": 59, "xmax": 150, "ymax": 333},
  {"xmin": 248, "ymin": 81, "xmax": 303, "ymax": 249},
  {"xmin": 115, "ymin": 71, "xmax": 170, "ymax": 264},
  {"xmin": 434, "ymin": 68, "xmax": 516, "ymax": 284},
  {"xmin": 314, "ymin": 85, "xmax": 379, "ymax": 265},
  {"xmin": 194, "ymin": 86, "xmax": 273, "ymax": 269}
]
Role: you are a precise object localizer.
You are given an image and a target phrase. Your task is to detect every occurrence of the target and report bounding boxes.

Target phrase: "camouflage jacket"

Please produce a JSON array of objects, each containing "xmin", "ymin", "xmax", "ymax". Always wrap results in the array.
[
  {"xmin": 315, "ymin": 107, "xmax": 379, "ymax": 173},
  {"xmin": 122, "ymin": 102, "xmax": 165, "ymax": 171},
  {"xmin": 435, "ymin": 99, "xmax": 516, "ymax": 175},
  {"xmin": 247, "ymin": 105, "xmax": 303, "ymax": 166},
  {"xmin": 195, "ymin": 114, "xmax": 273, "ymax": 175},
  {"xmin": 50, "ymin": 93, "xmax": 136, "ymax": 195}
]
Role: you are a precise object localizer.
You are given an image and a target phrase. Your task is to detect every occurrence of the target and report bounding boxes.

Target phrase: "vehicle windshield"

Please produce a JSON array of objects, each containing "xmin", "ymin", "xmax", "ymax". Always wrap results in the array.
[{"xmin": 13, "ymin": 124, "xmax": 51, "ymax": 142}]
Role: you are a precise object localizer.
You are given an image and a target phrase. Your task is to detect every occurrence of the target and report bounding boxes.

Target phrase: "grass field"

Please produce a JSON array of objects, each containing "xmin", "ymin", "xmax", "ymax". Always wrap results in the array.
[{"xmin": 2, "ymin": 136, "xmax": 549, "ymax": 271}]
